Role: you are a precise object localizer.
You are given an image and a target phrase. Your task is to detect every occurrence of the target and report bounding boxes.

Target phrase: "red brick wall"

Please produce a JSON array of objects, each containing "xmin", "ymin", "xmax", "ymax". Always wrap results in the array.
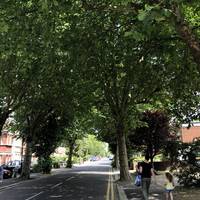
[
  {"xmin": 0, "ymin": 155, "xmax": 11, "ymax": 164},
  {"xmin": 0, "ymin": 131, "xmax": 14, "ymax": 164},
  {"xmin": 0, "ymin": 131, "xmax": 12, "ymax": 145},
  {"xmin": 181, "ymin": 126, "xmax": 200, "ymax": 143}
]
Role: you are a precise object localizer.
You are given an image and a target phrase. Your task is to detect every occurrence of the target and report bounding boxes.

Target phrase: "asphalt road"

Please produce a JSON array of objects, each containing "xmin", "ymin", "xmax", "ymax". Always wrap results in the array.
[{"xmin": 0, "ymin": 158, "xmax": 116, "ymax": 200}]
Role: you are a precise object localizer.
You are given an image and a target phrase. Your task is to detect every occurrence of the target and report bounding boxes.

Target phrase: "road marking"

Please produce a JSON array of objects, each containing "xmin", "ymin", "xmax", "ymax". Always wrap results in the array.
[
  {"xmin": 51, "ymin": 176, "xmax": 74, "ymax": 189},
  {"xmin": 50, "ymin": 195, "xmax": 62, "ymax": 198},
  {"xmin": 65, "ymin": 176, "xmax": 74, "ymax": 181},
  {"xmin": 0, "ymin": 182, "xmax": 24, "ymax": 191},
  {"xmin": 106, "ymin": 168, "xmax": 114, "ymax": 200},
  {"xmin": 106, "ymin": 169, "xmax": 111, "ymax": 200},
  {"xmin": 51, "ymin": 182, "xmax": 63, "ymax": 189},
  {"xmin": 25, "ymin": 191, "xmax": 44, "ymax": 200},
  {"xmin": 110, "ymin": 169, "xmax": 114, "ymax": 200}
]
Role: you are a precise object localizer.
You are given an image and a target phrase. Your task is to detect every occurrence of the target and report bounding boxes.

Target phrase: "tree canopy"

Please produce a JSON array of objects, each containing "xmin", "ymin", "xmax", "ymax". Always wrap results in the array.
[
  {"xmin": 129, "ymin": 111, "xmax": 171, "ymax": 163},
  {"xmin": 1, "ymin": 0, "xmax": 200, "ymax": 181}
]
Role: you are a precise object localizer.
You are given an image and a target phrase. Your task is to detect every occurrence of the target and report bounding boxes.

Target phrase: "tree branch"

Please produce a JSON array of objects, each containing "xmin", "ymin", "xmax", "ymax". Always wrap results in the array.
[{"xmin": 171, "ymin": 3, "xmax": 200, "ymax": 69}]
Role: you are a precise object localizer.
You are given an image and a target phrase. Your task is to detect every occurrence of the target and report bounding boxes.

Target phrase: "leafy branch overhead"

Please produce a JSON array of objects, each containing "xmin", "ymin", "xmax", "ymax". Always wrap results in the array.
[{"xmin": 1, "ymin": 0, "xmax": 200, "ymax": 182}]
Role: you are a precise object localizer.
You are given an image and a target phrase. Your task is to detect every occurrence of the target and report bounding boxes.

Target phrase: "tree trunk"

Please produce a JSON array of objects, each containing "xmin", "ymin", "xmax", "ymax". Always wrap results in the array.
[
  {"xmin": 148, "ymin": 145, "xmax": 153, "ymax": 164},
  {"xmin": 150, "ymin": 157, "xmax": 154, "ymax": 167},
  {"xmin": 0, "ymin": 111, "xmax": 11, "ymax": 135},
  {"xmin": 116, "ymin": 122, "xmax": 131, "ymax": 182},
  {"xmin": 172, "ymin": 4, "xmax": 200, "ymax": 69},
  {"xmin": 20, "ymin": 140, "xmax": 32, "ymax": 179},
  {"xmin": 66, "ymin": 142, "xmax": 74, "ymax": 168},
  {"xmin": 115, "ymin": 144, "xmax": 120, "ymax": 169}
]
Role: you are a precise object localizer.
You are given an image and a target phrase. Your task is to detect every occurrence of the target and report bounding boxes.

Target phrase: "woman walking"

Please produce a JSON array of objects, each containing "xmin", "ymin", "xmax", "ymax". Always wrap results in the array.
[{"xmin": 139, "ymin": 154, "xmax": 155, "ymax": 200}]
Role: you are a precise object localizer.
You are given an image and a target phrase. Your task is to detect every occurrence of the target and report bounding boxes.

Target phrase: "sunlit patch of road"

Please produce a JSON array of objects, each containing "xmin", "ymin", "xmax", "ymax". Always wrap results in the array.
[{"xmin": 73, "ymin": 157, "xmax": 112, "ymax": 167}]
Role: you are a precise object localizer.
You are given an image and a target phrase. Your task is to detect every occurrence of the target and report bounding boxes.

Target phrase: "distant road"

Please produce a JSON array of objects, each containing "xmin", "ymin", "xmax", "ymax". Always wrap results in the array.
[{"xmin": 0, "ymin": 158, "xmax": 116, "ymax": 200}]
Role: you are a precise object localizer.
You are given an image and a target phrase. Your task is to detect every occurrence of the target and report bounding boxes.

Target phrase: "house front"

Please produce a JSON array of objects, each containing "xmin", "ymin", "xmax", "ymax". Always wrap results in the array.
[
  {"xmin": 181, "ymin": 122, "xmax": 200, "ymax": 143},
  {"xmin": 0, "ymin": 130, "xmax": 23, "ymax": 165}
]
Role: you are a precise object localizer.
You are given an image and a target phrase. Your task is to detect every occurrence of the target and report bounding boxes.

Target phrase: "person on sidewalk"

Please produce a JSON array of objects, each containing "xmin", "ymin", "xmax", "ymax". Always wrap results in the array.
[
  {"xmin": 0, "ymin": 165, "xmax": 3, "ymax": 183},
  {"xmin": 13, "ymin": 166, "xmax": 18, "ymax": 178},
  {"xmin": 164, "ymin": 172, "xmax": 175, "ymax": 200},
  {"xmin": 139, "ymin": 154, "xmax": 155, "ymax": 200}
]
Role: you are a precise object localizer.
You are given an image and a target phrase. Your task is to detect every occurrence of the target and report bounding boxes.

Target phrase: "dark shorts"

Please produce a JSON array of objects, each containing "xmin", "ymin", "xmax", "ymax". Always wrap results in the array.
[{"xmin": 165, "ymin": 189, "xmax": 174, "ymax": 193}]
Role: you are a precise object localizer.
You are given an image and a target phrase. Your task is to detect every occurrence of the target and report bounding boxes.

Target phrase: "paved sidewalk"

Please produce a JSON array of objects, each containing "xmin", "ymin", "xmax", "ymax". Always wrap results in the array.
[
  {"xmin": 121, "ymin": 179, "xmax": 165, "ymax": 200},
  {"xmin": 120, "ymin": 178, "xmax": 200, "ymax": 200},
  {"xmin": 116, "ymin": 172, "xmax": 175, "ymax": 200}
]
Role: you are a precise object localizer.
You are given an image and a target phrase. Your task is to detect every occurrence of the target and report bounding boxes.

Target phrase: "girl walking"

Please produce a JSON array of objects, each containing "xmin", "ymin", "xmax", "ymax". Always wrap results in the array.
[{"xmin": 164, "ymin": 172, "xmax": 175, "ymax": 200}]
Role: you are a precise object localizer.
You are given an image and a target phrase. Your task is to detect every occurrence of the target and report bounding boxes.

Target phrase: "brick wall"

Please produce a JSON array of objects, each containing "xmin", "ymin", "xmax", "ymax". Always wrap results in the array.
[
  {"xmin": 0, "ymin": 131, "xmax": 22, "ymax": 165},
  {"xmin": 181, "ymin": 124, "xmax": 200, "ymax": 143}
]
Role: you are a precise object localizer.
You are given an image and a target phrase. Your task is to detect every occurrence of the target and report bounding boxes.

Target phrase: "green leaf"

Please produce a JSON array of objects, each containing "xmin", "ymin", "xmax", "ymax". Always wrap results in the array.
[
  {"xmin": 124, "ymin": 31, "xmax": 144, "ymax": 41},
  {"xmin": 40, "ymin": 0, "xmax": 48, "ymax": 10},
  {"xmin": 163, "ymin": 9, "xmax": 172, "ymax": 17},
  {"xmin": 53, "ymin": 0, "xmax": 59, "ymax": 6},
  {"xmin": 0, "ymin": 22, "xmax": 8, "ymax": 32},
  {"xmin": 138, "ymin": 10, "xmax": 147, "ymax": 21}
]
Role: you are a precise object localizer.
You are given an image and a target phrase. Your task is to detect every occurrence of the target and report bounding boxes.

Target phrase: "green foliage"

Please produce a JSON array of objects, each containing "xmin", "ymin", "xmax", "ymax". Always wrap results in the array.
[
  {"xmin": 51, "ymin": 155, "xmax": 67, "ymax": 168},
  {"xmin": 52, "ymin": 161, "xmax": 60, "ymax": 169},
  {"xmin": 32, "ymin": 164, "xmax": 42, "ymax": 173},
  {"xmin": 32, "ymin": 113, "xmax": 66, "ymax": 158},
  {"xmin": 129, "ymin": 111, "xmax": 172, "ymax": 161},
  {"xmin": 1, "ymin": 0, "xmax": 200, "ymax": 181},
  {"xmin": 75, "ymin": 135, "xmax": 109, "ymax": 159},
  {"xmin": 176, "ymin": 165, "xmax": 200, "ymax": 187},
  {"xmin": 164, "ymin": 140, "xmax": 181, "ymax": 164},
  {"xmin": 38, "ymin": 156, "xmax": 52, "ymax": 174},
  {"xmin": 88, "ymin": 107, "xmax": 117, "ymax": 155},
  {"xmin": 51, "ymin": 155, "xmax": 67, "ymax": 163},
  {"xmin": 63, "ymin": 117, "xmax": 87, "ymax": 147},
  {"xmin": 175, "ymin": 140, "xmax": 200, "ymax": 187}
]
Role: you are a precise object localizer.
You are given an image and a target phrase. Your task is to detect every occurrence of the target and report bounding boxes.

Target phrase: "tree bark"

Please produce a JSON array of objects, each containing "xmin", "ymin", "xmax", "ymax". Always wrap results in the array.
[
  {"xmin": 115, "ymin": 143, "xmax": 120, "ymax": 169},
  {"xmin": 20, "ymin": 139, "xmax": 32, "ymax": 179},
  {"xmin": 116, "ymin": 122, "xmax": 131, "ymax": 182},
  {"xmin": 66, "ymin": 142, "xmax": 74, "ymax": 168},
  {"xmin": 0, "ymin": 111, "xmax": 11, "ymax": 135}
]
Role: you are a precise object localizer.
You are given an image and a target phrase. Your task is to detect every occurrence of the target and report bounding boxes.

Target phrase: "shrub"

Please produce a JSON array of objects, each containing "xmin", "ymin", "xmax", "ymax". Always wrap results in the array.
[
  {"xmin": 174, "ymin": 140, "xmax": 200, "ymax": 187},
  {"xmin": 176, "ymin": 164, "xmax": 200, "ymax": 187},
  {"xmin": 32, "ymin": 164, "xmax": 42, "ymax": 173},
  {"xmin": 38, "ymin": 157, "xmax": 52, "ymax": 174},
  {"xmin": 52, "ymin": 161, "xmax": 60, "ymax": 168}
]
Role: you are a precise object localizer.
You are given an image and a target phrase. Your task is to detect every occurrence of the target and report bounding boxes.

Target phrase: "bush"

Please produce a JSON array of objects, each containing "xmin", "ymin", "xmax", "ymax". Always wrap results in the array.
[
  {"xmin": 174, "ymin": 140, "xmax": 200, "ymax": 187},
  {"xmin": 52, "ymin": 161, "xmax": 60, "ymax": 168},
  {"xmin": 39, "ymin": 157, "xmax": 52, "ymax": 174},
  {"xmin": 32, "ymin": 164, "xmax": 42, "ymax": 173},
  {"xmin": 176, "ymin": 164, "xmax": 200, "ymax": 187},
  {"xmin": 51, "ymin": 155, "xmax": 67, "ymax": 167}
]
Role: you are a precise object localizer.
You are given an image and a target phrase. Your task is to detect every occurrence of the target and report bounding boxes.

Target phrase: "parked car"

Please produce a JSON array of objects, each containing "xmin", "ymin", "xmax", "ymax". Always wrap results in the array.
[
  {"xmin": 1, "ymin": 165, "xmax": 13, "ymax": 179},
  {"xmin": 90, "ymin": 156, "xmax": 97, "ymax": 161},
  {"xmin": 3, "ymin": 160, "xmax": 23, "ymax": 176},
  {"xmin": 3, "ymin": 168, "xmax": 12, "ymax": 179},
  {"xmin": 108, "ymin": 155, "xmax": 114, "ymax": 160}
]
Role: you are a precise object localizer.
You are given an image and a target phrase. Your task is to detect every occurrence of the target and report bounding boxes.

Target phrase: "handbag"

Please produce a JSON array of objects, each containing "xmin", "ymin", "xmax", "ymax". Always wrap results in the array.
[{"xmin": 134, "ymin": 174, "xmax": 141, "ymax": 186}]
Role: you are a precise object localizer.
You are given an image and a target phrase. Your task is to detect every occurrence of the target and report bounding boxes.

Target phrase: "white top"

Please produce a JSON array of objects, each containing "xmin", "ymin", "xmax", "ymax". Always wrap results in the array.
[{"xmin": 165, "ymin": 180, "xmax": 175, "ymax": 190}]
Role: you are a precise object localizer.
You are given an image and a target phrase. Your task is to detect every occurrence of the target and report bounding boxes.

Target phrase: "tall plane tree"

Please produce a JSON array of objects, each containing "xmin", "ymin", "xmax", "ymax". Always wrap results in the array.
[{"xmin": 75, "ymin": 1, "xmax": 190, "ymax": 181}]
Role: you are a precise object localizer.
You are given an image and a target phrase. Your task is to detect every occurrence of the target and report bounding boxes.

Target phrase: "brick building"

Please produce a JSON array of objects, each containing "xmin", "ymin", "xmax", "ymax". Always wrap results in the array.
[
  {"xmin": 0, "ymin": 130, "xmax": 22, "ymax": 165},
  {"xmin": 181, "ymin": 122, "xmax": 200, "ymax": 143}
]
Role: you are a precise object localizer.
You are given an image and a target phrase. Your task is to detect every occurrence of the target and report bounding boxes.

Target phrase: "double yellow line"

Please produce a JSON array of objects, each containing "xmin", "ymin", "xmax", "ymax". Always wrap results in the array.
[{"xmin": 106, "ymin": 168, "xmax": 114, "ymax": 200}]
